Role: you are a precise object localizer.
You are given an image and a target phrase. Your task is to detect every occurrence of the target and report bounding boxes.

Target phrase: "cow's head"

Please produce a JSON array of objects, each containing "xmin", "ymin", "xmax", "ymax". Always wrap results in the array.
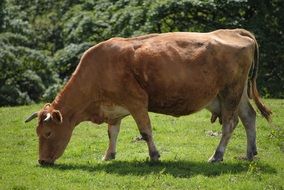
[{"xmin": 25, "ymin": 104, "xmax": 73, "ymax": 166}]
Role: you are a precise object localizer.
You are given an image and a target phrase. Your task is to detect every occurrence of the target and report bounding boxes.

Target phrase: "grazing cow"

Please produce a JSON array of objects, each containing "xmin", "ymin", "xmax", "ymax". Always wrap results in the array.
[{"xmin": 25, "ymin": 29, "xmax": 271, "ymax": 165}]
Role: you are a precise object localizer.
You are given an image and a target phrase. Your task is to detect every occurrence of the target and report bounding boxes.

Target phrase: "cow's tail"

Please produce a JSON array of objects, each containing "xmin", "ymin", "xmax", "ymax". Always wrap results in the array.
[{"xmin": 246, "ymin": 31, "xmax": 272, "ymax": 122}]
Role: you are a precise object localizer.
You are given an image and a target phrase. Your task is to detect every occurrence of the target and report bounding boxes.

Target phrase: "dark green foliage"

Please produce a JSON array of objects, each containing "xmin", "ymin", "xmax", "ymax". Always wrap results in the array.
[
  {"xmin": 0, "ymin": 0, "xmax": 6, "ymax": 32},
  {"xmin": 42, "ymin": 83, "xmax": 63, "ymax": 102},
  {"xmin": 0, "ymin": 47, "xmax": 31, "ymax": 105},
  {"xmin": 0, "ymin": 32, "xmax": 30, "ymax": 46},
  {"xmin": 243, "ymin": 0, "xmax": 284, "ymax": 98},
  {"xmin": 0, "ymin": 43, "xmax": 59, "ymax": 105},
  {"xmin": 53, "ymin": 43, "xmax": 93, "ymax": 80},
  {"xmin": 0, "ymin": 0, "xmax": 283, "ymax": 106}
]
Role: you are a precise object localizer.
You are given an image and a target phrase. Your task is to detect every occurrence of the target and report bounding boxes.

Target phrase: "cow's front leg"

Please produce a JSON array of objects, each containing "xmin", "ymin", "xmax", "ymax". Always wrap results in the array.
[
  {"xmin": 102, "ymin": 120, "xmax": 121, "ymax": 161},
  {"xmin": 131, "ymin": 109, "xmax": 160, "ymax": 161}
]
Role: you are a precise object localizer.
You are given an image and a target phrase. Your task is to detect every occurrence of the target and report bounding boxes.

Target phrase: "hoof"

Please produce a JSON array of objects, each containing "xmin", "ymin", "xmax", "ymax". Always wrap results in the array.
[
  {"xmin": 150, "ymin": 151, "xmax": 160, "ymax": 162},
  {"xmin": 246, "ymin": 153, "xmax": 254, "ymax": 161},
  {"xmin": 208, "ymin": 156, "xmax": 223, "ymax": 163},
  {"xmin": 246, "ymin": 150, "xmax": 258, "ymax": 161},
  {"xmin": 102, "ymin": 152, "xmax": 116, "ymax": 161},
  {"xmin": 208, "ymin": 150, "xmax": 224, "ymax": 163}
]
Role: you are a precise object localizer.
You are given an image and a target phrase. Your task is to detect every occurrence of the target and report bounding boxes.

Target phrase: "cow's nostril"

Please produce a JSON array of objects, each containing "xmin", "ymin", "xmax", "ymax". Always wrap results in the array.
[{"xmin": 38, "ymin": 159, "xmax": 54, "ymax": 166}]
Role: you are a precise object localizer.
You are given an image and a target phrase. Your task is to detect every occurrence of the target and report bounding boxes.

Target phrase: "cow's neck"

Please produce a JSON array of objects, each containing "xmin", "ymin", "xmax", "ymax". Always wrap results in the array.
[{"xmin": 51, "ymin": 74, "xmax": 96, "ymax": 126}]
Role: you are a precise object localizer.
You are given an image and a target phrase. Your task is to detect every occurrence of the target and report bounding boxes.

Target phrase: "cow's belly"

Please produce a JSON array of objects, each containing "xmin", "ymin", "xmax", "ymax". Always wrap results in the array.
[{"xmin": 148, "ymin": 87, "xmax": 218, "ymax": 116}]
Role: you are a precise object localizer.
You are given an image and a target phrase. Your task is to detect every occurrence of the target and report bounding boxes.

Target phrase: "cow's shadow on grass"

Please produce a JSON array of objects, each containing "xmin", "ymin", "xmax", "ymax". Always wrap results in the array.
[{"xmin": 50, "ymin": 159, "xmax": 276, "ymax": 178}]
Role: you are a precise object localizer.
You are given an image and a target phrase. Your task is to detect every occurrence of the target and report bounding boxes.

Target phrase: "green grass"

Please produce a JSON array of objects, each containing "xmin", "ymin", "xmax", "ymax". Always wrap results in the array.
[{"xmin": 0, "ymin": 99, "xmax": 283, "ymax": 190}]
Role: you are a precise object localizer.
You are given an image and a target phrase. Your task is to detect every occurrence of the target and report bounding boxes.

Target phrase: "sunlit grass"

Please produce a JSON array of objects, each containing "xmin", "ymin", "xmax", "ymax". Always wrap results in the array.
[{"xmin": 0, "ymin": 99, "xmax": 283, "ymax": 189}]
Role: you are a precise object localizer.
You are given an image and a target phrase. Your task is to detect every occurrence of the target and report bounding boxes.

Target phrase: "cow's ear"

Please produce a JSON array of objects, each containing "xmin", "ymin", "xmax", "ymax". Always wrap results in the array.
[{"xmin": 52, "ymin": 110, "xmax": 63, "ymax": 124}]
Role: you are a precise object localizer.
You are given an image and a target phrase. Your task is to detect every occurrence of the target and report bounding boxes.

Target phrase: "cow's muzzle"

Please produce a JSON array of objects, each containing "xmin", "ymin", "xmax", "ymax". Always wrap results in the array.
[{"xmin": 38, "ymin": 159, "xmax": 54, "ymax": 166}]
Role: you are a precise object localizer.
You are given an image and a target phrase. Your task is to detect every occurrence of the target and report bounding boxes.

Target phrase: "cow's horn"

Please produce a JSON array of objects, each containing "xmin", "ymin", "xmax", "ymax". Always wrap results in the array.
[
  {"xmin": 25, "ymin": 112, "xmax": 38, "ymax": 123},
  {"xmin": 44, "ymin": 113, "xmax": 52, "ymax": 122}
]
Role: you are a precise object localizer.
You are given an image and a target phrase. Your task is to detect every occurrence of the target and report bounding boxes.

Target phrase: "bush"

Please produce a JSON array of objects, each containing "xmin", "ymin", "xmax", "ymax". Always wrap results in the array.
[
  {"xmin": 0, "ymin": 84, "xmax": 32, "ymax": 106},
  {"xmin": 42, "ymin": 83, "xmax": 63, "ymax": 102},
  {"xmin": 53, "ymin": 42, "xmax": 92, "ymax": 80},
  {"xmin": 0, "ymin": 43, "xmax": 60, "ymax": 105},
  {"xmin": 0, "ymin": 47, "xmax": 31, "ymax": 105},
  {"xmin": 0, "ymin": 0, "xmax": 283, "ymax": 106}
]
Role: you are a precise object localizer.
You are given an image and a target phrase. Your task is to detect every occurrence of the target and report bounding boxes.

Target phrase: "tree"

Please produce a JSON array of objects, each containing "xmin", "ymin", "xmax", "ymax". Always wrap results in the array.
[
  {"xmin": 0, "ymin": 0, "xmax": 283, "ymax": 106},
  {"xmin": 0, "ymin": 0, "xmax": 5, "ymax": 32},
  {"xmin": 53, "ymin": 43, "xmax": 92, "ymax": 81}
]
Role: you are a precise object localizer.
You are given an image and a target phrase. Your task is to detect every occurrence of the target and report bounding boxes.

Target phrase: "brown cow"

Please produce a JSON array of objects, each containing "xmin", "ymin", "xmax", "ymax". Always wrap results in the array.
[{"xmin": 25, "ymin": 29, "xmax": 271, "ymax": 165}]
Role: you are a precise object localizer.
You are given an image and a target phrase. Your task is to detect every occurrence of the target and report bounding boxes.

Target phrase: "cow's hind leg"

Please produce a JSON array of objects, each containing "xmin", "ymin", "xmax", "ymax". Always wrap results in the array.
[
  {"xmin": 131, "ymin": 108, "xmax": 160, "ymax": 161},
  {"xmin": 208, "ymin": 85, "xmax": 243, "ymax": 162},
  {"xmin": 208, "ymin": 110, "xmax": 239, "ymax": 162},
  {"xmin": 103, "ymin": 120, "xmax": 121, "ymax": 161},
  {"xmin": 238, "ymin": 93, "xmax": 257, "ymax": 160}
]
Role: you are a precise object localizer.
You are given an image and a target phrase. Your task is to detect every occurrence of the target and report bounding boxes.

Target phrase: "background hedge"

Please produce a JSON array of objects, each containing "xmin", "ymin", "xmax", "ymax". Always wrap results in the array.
[{"xmin": 0, "ymin": 0, "xmax": 283, "ymax": 106}]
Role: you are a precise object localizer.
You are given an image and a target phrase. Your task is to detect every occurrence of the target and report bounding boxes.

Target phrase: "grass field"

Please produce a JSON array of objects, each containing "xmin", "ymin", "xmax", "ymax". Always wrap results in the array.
[{"xmin": 0, "ymin": 99, "xmax": 283, "ymax": 190}]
